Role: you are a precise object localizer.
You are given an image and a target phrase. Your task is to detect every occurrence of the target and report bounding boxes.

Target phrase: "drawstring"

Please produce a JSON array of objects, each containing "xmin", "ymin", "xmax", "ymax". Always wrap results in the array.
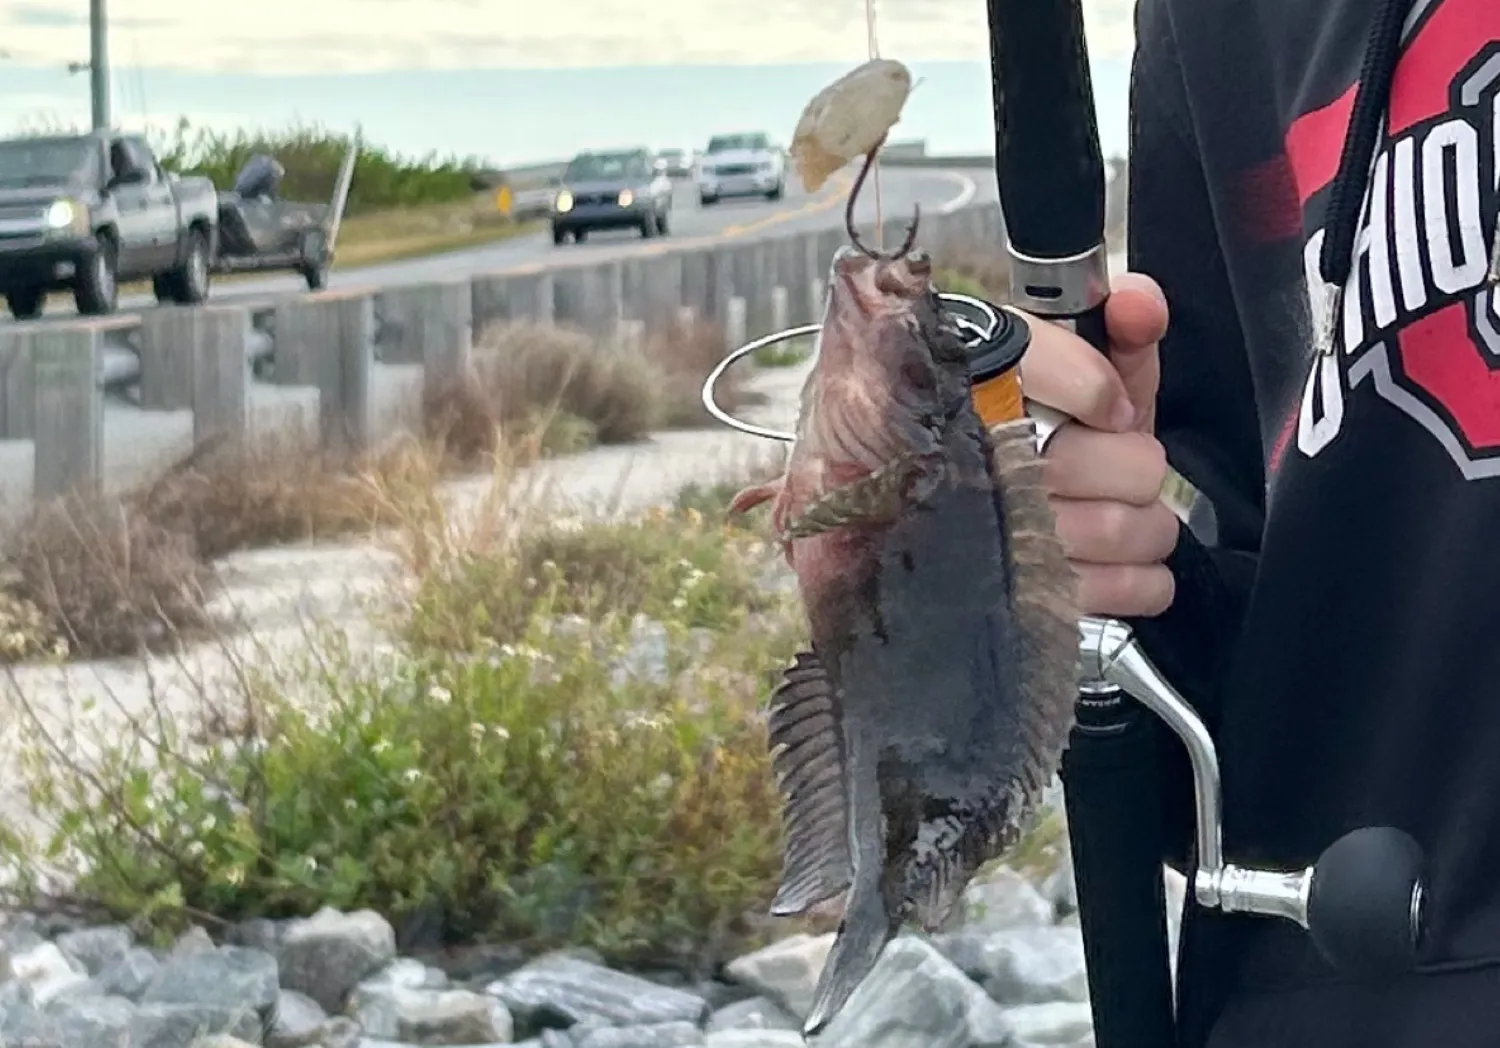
[
  {"xmin": 1314, "ymin": 0, "xmax": 1416, "ymax": 355},
  {"xmin": 1316, "ymin": 0, "xmax": 1500, "ymax": 355}
]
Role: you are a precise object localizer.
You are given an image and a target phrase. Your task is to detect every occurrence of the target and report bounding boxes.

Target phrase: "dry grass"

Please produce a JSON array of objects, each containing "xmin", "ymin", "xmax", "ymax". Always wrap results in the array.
[
  {"xmin": 2, "ymin": 491, "xmax": 214, "ymax": 661},
  {"xmin": 420, "ymin": 318, "xmax": 755, "ymax": 468},
  {"xmin": 332, "ymin": 195, "xmax": 543, "ymax": 269},
  {"xmin": 128, "ymin": 430, "xmax": 398, "ymax": 562}
]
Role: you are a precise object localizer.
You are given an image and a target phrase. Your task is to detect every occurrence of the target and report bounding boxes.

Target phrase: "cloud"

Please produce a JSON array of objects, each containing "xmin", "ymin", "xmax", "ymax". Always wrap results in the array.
[{"xmin": 0, "ymin": 0, "xmax": 1137, "ymax": 75}]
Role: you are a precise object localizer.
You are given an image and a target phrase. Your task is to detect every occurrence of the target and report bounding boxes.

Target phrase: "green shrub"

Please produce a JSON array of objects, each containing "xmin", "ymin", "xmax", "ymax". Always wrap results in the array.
[
  {"xmin": 0, "ymin": 511, "xmax": 804, "ymax": 970},
  {"xmin": 150, "ymin": 118, "xmax": 485, "ymax": 215},
  {"xmin": 404, "ymin": 508, "xmax": 780, "ymax": 654}
]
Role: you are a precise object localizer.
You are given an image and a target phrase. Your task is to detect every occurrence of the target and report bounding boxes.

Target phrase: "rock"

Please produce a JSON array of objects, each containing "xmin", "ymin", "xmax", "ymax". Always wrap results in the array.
[
  {"xmin": 705, "ymin": 1034, "xmax": 806, "ymax": 1048},
  {"xmin": 8, "ymin": 942, "xmax": 89, "ymax": 1004},
  {"xmin": 487, "ymin": 955, "xmax": 710, "ymax": 1030},
  {"xmin": 957, "ymin": 867, "xmax": 1056, "ymax": 933},
  {"xmin": 172, "ymin": 926, "xmax": 218, "ymax": 956},
  {"xmin": 140, "ymin": 945, "xmax": 280, "ymax": 1038},
  {"xmin": 131, "ymin": 1001, "xmax": 261, "ymax": 1047},
  {"xmin": 1005, "ymin": 1001, "xmax": 1095, "ymax": 1045},
  {"xmin": 97, "ymin": 947, "xmax": 160, "ymax": 1000},
  {"xmin": 266, "ymin": 989, "xmax": 326, "ymax": 1047},
  {"xmin": 706, "ymin": 996, "xmax": 799, "ymax": 1033},
  {"xmin": 814, "ymin": 935, "xmax": 1013, "ymax": 1048},
  {"xmin": 55, "ymin": 925, "xmax": 133, "ymax": 976},
  {"xmin": 45, "ymin": 993, "xmax": 134, "ymax": 1046},
  {"xmin": 573, "ymin": 1020, "xmax": 704, "ymax": 1048},
  {"xmin": 397, "ymin": 988, "xmax": 514, "ymax": 1044},
  {"xmin": 349, "ymin": 960, "xmax": 461, "ymax": 1036},
  {"xmin": 190, "ymin": 1038, "xmax": 259, "ymax": 1048},
  {"xmin": 225, "ymin": 918, "xmax": 286, "ymax": 955},
  {"xmin": 721, "ymin": 934, "xmax": 833, "ymax": 1020},
  {"xmin": 276, "ymin": 907, "xmax": 397, "ymax": 1013},
  {"xmin": 935, "ymin": 926, "xmax": 1088, "ymax": 1006},
  {"xmin": 317, "ymin": 1015, "xmax": 363, "ymax": 1048}
]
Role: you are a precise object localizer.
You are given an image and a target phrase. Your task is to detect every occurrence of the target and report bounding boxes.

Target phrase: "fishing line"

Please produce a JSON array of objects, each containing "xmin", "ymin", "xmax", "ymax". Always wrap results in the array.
[{"xmin": 863, "ymin": 0, "xmax": 884, "ymax": 248}]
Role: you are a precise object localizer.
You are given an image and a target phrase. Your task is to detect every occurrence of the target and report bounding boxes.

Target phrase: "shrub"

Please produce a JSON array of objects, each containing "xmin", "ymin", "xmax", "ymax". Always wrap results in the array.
[
  {"xmin": 152, "ymin": 118, "xmax": 485, "ymax": 215},
  {"xmin": 2, "ymin": 493, "xmax": 212, "ymax": 661},
  {"xmin": 129, "ymin": 433, "xmax": 393, "ymax": 561},
  {"xmin": 403, "ymin": 506, "xmax": 780, "ymax": 654},
  {"xmin": 933, "ymin": 244, "xmax": 1013, "ymax": 304},
  {"xmin": 476, "ymin": 322, "xmax": 664, "ymax": 447},
  {"xmin": 0, "ymin": 506, "xmax": 804, "ymax": 971}
]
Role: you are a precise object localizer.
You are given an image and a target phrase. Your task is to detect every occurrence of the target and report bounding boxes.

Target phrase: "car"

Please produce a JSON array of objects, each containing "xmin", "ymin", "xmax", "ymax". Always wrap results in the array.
[
  {"xmin": 550, "ymin": 148, "xmax": 673, "ymax": 245},
  {"xmin": 655, "ymin": 147, "xmax": 694, "ymax": 178},
  {"xmin": 695, "ymin": 132, "xmax": 786, "ymax": 205},
  {"xmin": 0, "ymin": 130, "xmax": 219, "ymax": 319}
]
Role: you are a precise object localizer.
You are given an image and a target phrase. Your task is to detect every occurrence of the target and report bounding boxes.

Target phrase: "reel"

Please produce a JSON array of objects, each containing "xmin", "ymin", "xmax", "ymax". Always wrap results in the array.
[{"xmin": 700, "ymin": 288, "xmax": 1428, "ymax": 981}]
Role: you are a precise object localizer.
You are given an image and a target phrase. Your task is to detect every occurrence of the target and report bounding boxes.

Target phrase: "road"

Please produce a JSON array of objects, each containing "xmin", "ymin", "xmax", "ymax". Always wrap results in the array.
[{"xmin": 9, "ymin": 164, "xmax": 994, "ymax": 320}]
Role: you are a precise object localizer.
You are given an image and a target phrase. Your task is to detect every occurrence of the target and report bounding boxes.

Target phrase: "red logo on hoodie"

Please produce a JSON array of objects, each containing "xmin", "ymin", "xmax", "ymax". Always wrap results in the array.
[{"xmin": 1283, "ymin": 0, "xmax": 1500, "ymax": 480}]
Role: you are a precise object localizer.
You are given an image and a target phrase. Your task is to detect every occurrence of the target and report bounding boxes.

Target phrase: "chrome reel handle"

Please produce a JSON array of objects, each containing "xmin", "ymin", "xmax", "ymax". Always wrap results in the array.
[{"xmin": 1047, "ymin": 465, "xmax": 1428, "ymax": 980}]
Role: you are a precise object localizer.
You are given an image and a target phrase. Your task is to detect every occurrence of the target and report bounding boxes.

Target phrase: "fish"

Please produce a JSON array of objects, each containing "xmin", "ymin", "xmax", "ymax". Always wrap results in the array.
[{"xmin": 728, "ymin": 153, "xmax": 1080, "ymax": 1037}]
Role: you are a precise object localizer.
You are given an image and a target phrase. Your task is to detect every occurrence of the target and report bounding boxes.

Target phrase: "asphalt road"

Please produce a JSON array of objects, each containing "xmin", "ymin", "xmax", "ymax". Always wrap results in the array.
[{"xmin": 6, "ymin": 165, "xmax": 995, "ymax": 320}]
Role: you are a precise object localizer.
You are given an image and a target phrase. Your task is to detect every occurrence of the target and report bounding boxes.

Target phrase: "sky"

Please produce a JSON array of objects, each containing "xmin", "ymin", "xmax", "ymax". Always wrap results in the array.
[{"xmin": 0, "ymin": 0, "xmax": 1138, "ymax": 168}]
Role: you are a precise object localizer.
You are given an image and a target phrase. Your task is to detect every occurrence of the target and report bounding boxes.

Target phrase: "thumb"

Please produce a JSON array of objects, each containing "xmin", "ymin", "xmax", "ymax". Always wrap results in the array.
[{"xmin": 1102, "ymin": 272, "xmax": 1168, "ymax": 430}]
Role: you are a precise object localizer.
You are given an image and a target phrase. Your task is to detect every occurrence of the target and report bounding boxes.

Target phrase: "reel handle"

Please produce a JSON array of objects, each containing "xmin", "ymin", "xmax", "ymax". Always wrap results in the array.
[{"xmin": 1082, "ymin": 617, "xmax": 1428, "ymax": 978}]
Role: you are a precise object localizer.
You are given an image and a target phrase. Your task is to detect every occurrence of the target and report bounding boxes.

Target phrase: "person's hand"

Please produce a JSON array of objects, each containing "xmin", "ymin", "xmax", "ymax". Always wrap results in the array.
[{"xmin": 1016, "ymin": 273, "xmax": 1178, "ymax": 617}]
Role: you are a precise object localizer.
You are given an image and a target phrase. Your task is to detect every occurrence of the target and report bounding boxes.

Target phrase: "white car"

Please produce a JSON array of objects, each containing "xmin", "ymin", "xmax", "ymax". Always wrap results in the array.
[{"xmin": 695, "ymin": 132, "xmax": 786, "ymax": 205}]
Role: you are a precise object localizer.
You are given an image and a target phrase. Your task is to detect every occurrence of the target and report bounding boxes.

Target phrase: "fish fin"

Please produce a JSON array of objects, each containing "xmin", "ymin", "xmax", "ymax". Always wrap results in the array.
[
  {"xmin": 728, "ymin": 478, "xmax": 783, "ymax": 517},
  {"xmin": 767, "ymin": 650, "xmax": 853, "ymax": 917},
  {"xmin": 801, "ymin": 872, "xmax": 899, "ymax": 1036},
  {"xmin": 781, "ymin": 452, "xmax": 942, "ymax": 538},
  {"xmin": 987, "ymin": 417, "xmax": 1082, "ymax": 800}
]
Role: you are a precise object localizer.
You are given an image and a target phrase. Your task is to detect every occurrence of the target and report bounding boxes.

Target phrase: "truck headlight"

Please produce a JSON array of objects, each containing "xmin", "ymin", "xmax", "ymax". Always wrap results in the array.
[
  {"xmin": 554, "ymin": 190, "xmax": 574, "ymax": 213},
  {"xmin": 617, "ymin": 189, "xmax": 634, "ymax": 207},
  {"xmin": 44, "ymin": 199, "xmax": 78, "ymax": 231}
]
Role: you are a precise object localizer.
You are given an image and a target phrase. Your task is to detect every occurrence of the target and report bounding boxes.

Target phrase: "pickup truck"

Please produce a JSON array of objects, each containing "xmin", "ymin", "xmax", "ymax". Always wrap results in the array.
[{"xmin": 0, "ymin": 131, "xmax": 219, "ymax": 320}]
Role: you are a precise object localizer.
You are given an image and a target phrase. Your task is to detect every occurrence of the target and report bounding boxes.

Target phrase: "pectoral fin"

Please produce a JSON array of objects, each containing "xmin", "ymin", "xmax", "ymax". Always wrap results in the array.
[{"xmin": 767, "ymin": 650, "xmax": 853, "ymax": 916}]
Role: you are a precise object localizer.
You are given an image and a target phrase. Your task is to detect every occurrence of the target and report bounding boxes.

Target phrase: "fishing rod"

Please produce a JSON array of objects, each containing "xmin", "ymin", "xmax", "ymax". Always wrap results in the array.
[{"xmin": 984, "ymin": 0, "xmax": 1429, "ymax": 1045}]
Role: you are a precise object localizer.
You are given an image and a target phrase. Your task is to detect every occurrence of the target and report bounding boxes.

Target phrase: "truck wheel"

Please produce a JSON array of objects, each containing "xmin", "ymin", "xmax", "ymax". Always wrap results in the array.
[
  {"xmin": 74, "ymin": 234, "xmax": 118, "ymax": 316},
  {"xmin": 5, "ymin": 287, "xmax": 44, "ymax": 321},
  {"xmin": 156, "ymin": 227, "xmax": 212, "ymax": 305}
]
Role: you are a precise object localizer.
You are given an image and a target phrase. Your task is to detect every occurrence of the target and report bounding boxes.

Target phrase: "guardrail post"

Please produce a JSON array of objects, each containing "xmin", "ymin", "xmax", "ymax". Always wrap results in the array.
[
  {"xmin": 802, "ymin": 234, "xmax": 825, "ymax": 327},
  {"xmin": 725, "ymin": 296, "xmax": 748, "ymax": 354},
  {"xmin": 771, "ymin": 286, "xmax": 789, "ymax": 334},
  {"xmin": 473, "ymin": 270, "xmax": 556, "ymax": 332},
  {"xmin": 273, "ymin": 291, "xmax": 375, "ymax": 452},
  {"xmin": 552, "ymin": 260, "xmax": 623, "ymax": 338},
  {"xmin": 138, "ymin": 306, "xmax": 252, "ymax": 447},
  {"xmin": 0, "ymin": 327, "xmax": 33, "ymax": 441},
  {"xmin": 378, "ymin": 280, "xmax": 473, "ymax": 393},
  {"xmin": 31, "ymin": 322, "xmax": 104, "ymax": 498}
]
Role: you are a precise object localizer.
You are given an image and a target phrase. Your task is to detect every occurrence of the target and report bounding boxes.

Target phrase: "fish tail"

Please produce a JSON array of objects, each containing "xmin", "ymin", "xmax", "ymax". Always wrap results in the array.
[{"xmin": 802, "ymin": 871, "xmax": 900, "ymax": 1037}]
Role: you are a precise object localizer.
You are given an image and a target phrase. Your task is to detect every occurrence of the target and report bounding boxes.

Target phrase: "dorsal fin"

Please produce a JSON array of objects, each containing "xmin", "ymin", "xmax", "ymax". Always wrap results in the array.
[
  {"xmin": 766, "ymin": 650, "xmax": 853, "ymax": 916},
  {"xmin": 986, "ymin": 417, "xmax": 1082, "ymax": 804}
]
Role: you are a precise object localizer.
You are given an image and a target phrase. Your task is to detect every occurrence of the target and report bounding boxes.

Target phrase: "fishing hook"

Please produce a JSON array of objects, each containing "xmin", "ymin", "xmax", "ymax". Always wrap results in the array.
[{"xmin": 845, "ymin": 144, "xmax": 921, "ymax": 260}]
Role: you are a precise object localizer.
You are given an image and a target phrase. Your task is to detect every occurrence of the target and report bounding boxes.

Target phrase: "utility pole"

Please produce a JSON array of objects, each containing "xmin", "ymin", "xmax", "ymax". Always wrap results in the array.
[{"xmin": 89, "ymin": 0, "xmax": 109, "ymax": 130}]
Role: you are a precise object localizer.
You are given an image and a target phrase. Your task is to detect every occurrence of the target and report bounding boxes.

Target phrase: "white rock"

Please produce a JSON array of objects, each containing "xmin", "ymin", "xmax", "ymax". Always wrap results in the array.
[
  {"xmin": 722, "ymin": 934, "xmax": 833, "ymax": 1020},
  {"xmin": 8, "ymin": 942, "xmax": 88, "ymax": 1004},
  {"xmin": 1005, "ymin": 1001, "xmax": 1095, "ymax": 1045}
]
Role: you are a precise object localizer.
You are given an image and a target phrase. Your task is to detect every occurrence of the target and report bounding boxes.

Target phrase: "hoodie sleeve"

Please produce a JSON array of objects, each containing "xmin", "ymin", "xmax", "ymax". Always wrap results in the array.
[
  {"xmin": 1118, "ymin": 0, "xmax": 1268, "ymax": 868},
  {"xmin": 1119, "ymin": 0, "xmax": 1265, "ymax": 722}
]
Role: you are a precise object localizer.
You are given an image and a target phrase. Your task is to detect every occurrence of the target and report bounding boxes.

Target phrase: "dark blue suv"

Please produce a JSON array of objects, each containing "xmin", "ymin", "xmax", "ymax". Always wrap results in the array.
[{"xmin": 550, "ymin": 148, "xmax": 674, "ymax": 245}]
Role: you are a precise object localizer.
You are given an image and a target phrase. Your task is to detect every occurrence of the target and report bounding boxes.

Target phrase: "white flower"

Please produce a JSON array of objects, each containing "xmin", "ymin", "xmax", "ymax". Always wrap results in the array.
[
  {"xmin": 343, "ymin": 798, "xmax": 358, "ymax": 811},
  {"xmin": 428, "ymin": 685, "xmax": 452, "ymax": 704},
  {"xmin": 198, "ymin": 814, "xmax": 216, "ymax": 833},
  {"xmin": 402, "ymin": 768, "xmax": 422, "ymax": 783},
  {"xmin": 185, "ymin": 841, "xmax": 206, "ymax": 858},
  {"xmin": 372, "ymin": 739, "xmax": 391, "ymax": 755}
]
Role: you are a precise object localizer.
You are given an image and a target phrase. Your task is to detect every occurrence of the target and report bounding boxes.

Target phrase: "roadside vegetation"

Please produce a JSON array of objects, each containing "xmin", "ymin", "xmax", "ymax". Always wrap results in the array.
[{"xmin": 0, "ymin": 250, "xmax": 1071, "ymax": 977}]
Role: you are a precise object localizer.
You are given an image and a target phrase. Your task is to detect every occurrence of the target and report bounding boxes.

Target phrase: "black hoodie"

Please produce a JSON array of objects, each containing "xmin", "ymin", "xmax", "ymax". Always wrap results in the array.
[{"xmin": 1125, "ymin": 0, "xmax": 1500, "ymax": 1044}]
